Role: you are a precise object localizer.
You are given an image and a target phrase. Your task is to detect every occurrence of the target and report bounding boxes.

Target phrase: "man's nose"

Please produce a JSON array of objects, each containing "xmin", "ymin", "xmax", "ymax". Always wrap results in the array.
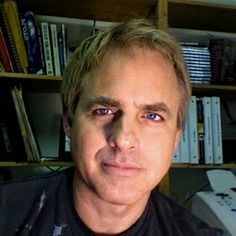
[{"xmin": 107, "ymin": 116, "xmax": 138, "ymax": 152}]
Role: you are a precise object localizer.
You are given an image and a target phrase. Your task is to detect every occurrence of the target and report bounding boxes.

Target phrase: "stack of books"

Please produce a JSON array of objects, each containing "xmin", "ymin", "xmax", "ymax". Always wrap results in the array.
[
  {"xmin": 0, "ymin": 0, "xmax": 67, "ymax": 76},
  {"xmin": 181, "ymin": 42, "xmax": 212, "ymax": 84},
  {"xmin": 172, "ymin": 96, "xmax": 223, "ymax": 165}
]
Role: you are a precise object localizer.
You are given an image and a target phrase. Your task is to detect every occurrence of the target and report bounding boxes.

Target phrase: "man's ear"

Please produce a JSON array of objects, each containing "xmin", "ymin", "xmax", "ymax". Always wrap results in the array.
[
  {"xmin": 174, "ymin": 128, "xmax": 182, "ymax": 150},
  {"xmin": 63, "ymin": 114, "xmax": 72, "ymax": 138}
]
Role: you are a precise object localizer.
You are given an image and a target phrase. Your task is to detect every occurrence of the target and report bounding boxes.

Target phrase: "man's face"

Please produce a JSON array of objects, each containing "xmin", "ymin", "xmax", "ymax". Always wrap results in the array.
[{"xmin": 65, "ymin": 47, "xmax": 181, "ymax": 205}]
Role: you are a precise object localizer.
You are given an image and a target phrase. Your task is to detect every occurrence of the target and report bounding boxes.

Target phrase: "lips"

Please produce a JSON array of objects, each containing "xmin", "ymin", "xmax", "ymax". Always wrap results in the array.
[{"xmin": 102, "ymin": 162, "xmax": 142, "ymax": 176}]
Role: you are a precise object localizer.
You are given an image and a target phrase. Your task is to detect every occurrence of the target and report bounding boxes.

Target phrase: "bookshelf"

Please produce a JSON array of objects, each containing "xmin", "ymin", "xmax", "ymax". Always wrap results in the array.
[
  {"xmin": 1, "ymin": 72, "xmax": 236, "ymax": 92},
  {"xmin": 0, "ymin": 161, "xmax": 73, "ymax": 167},
  {"xmin": 18, "ymin": 0, "xmax": 236, "ymax": 33},
  {"xmin": 0, "ymin": 0, "xmax": 236, "ymax": 195},
  {"xmin": 1, "ymin": 161, "xmax": 236, "ymax": 169}
]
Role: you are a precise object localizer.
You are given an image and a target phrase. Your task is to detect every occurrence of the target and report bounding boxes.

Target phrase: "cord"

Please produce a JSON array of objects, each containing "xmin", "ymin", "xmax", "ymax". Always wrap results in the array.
[{"xmin": 181, "ymin": 182, "xmax": 210, "ymax": 206}]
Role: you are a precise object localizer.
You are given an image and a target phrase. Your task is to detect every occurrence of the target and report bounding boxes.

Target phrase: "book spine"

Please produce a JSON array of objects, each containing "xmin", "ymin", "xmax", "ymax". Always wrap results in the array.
[
  {"xmin": 19, "ymin": 13, "xmax": 33, "ymax": 73},
  {"xmin": 180, "ymin": 119, "xmax": 190, "ymax": 163},
  {"xmin": 36, "ymin": 26, "xmax": 46, "ymax": 74},
  {"xmin": 4, "ymin": 0, "xmax": 28, "ymax": 73},
  {"xmin": 57, "ymin": 25, "xmax": 64, "ymax": 74},
  {"xmin": 11, "ymin": 87, "xmax": 33, "ymax": 161},
  {"xmin": 50, "ymin": 24, "xmax": 61, "ymax": 76},
  {"xmin": 211, "ymin": 97, "xmax": 223, "ymax": 164},
  {"xmin": 201, "ymin": 96, "xmax": 214, "ymax": 164},
  {"xmin": 187, "ymin": 96, "xmax": 199, "ymax": 164},
  {"xmin": 40, "ymin": 22, "xmax": 53, "ymax": 75},
  {"xmin": 17, "ymin": 88, "xmax": 41, "ymax": 161},
  {"xmin": 0, "ymin": 25, "xmax": 14, "ymax": 72},
  {"xmin": 24, "ymin": 11, "xmax": 44, "ymax": 74},
  {"xmin": 0, "ymin": 2, "xmax": 21, "ymax": 72},
  {"xmin": 196, "ymin": 98, "xmax": 205, "ymax": 164},
  {"xmin": 61, "ymin": 24, "xmax": 67, "ymax": 67}
]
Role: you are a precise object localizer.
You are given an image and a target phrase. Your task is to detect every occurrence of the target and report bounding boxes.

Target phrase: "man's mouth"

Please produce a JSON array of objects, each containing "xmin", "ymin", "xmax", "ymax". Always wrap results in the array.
[{"xmin": 102, "ymin": 162, "xmax": 142, "ymax": 176}]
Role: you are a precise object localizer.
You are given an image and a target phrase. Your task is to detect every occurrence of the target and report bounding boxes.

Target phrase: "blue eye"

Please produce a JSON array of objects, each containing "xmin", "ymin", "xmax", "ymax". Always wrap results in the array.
[
  {"xmin": 145, "ymin": 112, "xmax": 161, "ymax": 121},
  {"xmin": 95, "ymin": 108, "xmax": 112, "ymax": 115}
]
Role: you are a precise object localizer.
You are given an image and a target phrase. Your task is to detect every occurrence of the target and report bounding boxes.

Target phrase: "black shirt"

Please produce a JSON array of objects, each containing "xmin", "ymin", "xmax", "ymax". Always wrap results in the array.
[{"xmin": 0, "ymin": 168, "xmax": 221, "ymax": 235}]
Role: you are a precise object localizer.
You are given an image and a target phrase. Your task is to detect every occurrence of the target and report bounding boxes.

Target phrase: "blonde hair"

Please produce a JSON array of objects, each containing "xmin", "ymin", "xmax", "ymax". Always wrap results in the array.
[{"xmin": 61, "ymin": 18, "xmax": 191, "ymax": 128}]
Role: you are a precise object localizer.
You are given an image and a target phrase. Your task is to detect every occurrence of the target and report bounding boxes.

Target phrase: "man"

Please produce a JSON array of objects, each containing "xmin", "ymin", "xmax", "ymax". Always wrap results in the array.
[{"xmin": 0, "ymin": 19, "xmax": 220, "ymax": 235}]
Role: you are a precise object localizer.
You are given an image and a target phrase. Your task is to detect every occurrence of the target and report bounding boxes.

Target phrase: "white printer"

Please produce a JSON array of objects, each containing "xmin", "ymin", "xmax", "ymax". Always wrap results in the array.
[{"xmin": 192, "ymin": 170, "xmax": 236, "ymax": 236}]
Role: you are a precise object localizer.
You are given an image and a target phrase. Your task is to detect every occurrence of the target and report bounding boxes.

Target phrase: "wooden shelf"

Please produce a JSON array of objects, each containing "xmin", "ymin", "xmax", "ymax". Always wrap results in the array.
[
  {"xmin": 192, "ymin": 83, "xmax": 236, "ymax": 92},
  {"xmin": 18, "ymin": 0, "xmax": 236, "ymax": 33},
  {"xmin": 0, "ymin": 72, "xmax": 61, "ymax": 81},
  {"xmin": 18, "ymin": 0, "xmax": 157, "ymax": 22},
  {"xmin": 1, "ymin": 161, "xmax": 235, "ymax": 168},
  {"xmin": 192, "ymin": 83, "xmax": 236, "ymax": 98},
  {"xmin": 0, "ymin": 161, "xmax": 73, "ymax": 167},
  {"xmin": 168, "ymin": 0, "xmax": 236, "ymax": 33},
  {"xmin": 172, "ymin": 163, "xmax": 236, "ymax": 169},
  {"xmin": 0, "ymin": 72, "xmax": 62, "ymax": 92},
  {"xmin": 1, "ymin": 72, "xmax": 236, "ymax": 92}
]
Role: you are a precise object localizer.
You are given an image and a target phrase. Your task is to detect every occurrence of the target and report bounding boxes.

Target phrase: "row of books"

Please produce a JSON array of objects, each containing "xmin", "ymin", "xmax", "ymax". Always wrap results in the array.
[
  {"xmin": 181, "ymin": 40, "xmax": 236, "ymax": 85},
  {"xmin": 0, "ymin": 86, "xmax": 39, "ymax": 162},
  {"xmin": 172, "ymin": 96, "xmax": 223, "ymax": 165},
  {"xmin": 0, "ymin": 86, "xmax": 71, "ymax": 162},
  {"xmin": 0, "ymin": 0, "xmax": 67, "ymax": 75},
  {"xmin": 181, "ymin": 42, "xmax": 211, "ymax": 84}
]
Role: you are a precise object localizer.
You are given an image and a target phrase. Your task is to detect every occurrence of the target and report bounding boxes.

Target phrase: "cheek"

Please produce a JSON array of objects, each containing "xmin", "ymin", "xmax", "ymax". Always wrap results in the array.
[
  {"xmin": 70, "ymin": 123, "xmax": 106, "ymax": 161},
  {"xmin": 142, "ymin": 131, "xmax": 177, "ymax": 169}
]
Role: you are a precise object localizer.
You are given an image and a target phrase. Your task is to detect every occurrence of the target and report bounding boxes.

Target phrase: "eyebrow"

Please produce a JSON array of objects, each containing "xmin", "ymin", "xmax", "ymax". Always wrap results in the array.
[
  {"xmin": 84, "ymin": 96, "xmax": 172, "ymax": 118},
  {"xmin": 142, "ymin": 103, "xmax": 172, "ymax": 118},
  {"xmin": 85, "ymin": 96, "xmax": 121, "ymax": 110}
]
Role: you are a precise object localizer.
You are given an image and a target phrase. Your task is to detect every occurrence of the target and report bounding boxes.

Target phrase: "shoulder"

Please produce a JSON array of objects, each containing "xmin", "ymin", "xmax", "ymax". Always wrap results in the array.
[
  {"xmin": 150, "ymin": 191, "xmax": 221, "ymax": 236},
  {"xmin": 0, "ymin": 167, "xmax": 74, "ymax": 201},
  {"xmin": 0, "ymin": 168, "xmax": 75, "ymax": 234}
]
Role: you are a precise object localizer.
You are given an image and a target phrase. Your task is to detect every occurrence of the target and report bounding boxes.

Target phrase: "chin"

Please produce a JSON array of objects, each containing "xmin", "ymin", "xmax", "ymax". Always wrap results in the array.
[{"xmin": 97, "ymin": 183, "xmax": 151, "ymax": 206}]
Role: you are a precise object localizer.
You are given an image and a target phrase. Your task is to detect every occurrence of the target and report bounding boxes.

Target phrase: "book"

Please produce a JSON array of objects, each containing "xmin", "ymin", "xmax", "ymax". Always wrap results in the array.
[
  {"xmin": 0, "ymin": 25, "xmax": 13, "ymax": 72},
  {"xmin": 19, "ymin": 13, "xmax": 33, "ymax": 73},
  {"xmin": 57, "ymin": 23, "xmax": 67, "ymax": 74},
  {"xmin": 0, "ymin": 1, "xmax": 20, "ymax": 72},
  {"xmin": 61, "ymin": 24, "xmax": 67, "ymax": 67},
  {"xmin": 3, "ymin": 0, "xmax": 28, "ymax": 73},
  {"xmin": 196, "ymin": 98, "xmax": 205, "ymax": 164},
  {"xmin": 57, "ymin": 26, "xmax": 64, "ymax": 74},
  {"xmin": 211, "ymin": 97, "xmax": 223, "ymax": 164},
  {"xmin": 40, "ymin": 22, "xmax": 53, "ymax": 75},
  {"xmin": 187, "ymin": 96, "xmax": 199, "ymax": 164},
  {"xmin": 201, "ymin": 96, "xmax": 214, "ymax": 164},
  {"xmin": 11, "ymin": 86, "xmax": 41, "ymax": 162},
  {"xmin": 20, "ymin": 11, "xmax": 44, "ymax": 74},
  {"xmin": 50, "ymin": 24, "xmax": 61, "ymax": 76},
  {"xmin": 36, "ymin": 26, "xmax": 46, "ymax": 74},
  {"xmin": 179, "ymin": 119, "xmax": 190, "ymax": 163}
]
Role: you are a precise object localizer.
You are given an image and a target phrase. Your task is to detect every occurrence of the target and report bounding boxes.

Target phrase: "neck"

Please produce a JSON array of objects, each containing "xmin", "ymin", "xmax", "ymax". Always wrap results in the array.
[{"xmin": 72, "ymin": 174, "xmax": 150, "ymax": 235}]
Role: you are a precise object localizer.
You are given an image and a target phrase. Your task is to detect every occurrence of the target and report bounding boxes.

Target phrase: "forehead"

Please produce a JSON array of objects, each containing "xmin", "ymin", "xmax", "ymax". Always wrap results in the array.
[{"xmin": 79, "ymin": 47, "xmax": 180, "ymax": 107}]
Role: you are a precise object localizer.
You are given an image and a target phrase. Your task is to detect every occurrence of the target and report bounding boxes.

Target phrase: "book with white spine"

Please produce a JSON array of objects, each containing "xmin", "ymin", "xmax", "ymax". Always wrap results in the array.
[
  {"xmin": 180, "ymin": 119, "xmax": 190, "ymax": 163},
  {"xmin": 41, "ymin": 22, "xmax": 53, "ymax": 75},
  {"xmin": 50, "ymin": 24, "xmax": 61, "ymax": 76},
  {"xmin": 187, "ymin": 96, "xmax": 199, "ymax": 164},
  {"xmin": 201, "ymin": 96, "xmax": 214, "ymax": 164},
  {"xmin": 211, "ymin": 96, "xmax": 223, "ymax": 164}
]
